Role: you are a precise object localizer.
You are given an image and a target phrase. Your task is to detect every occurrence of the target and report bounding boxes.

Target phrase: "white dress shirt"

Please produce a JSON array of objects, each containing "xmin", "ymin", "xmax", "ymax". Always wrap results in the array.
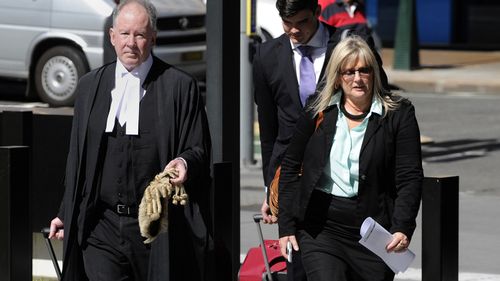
[{"xmin": 291, "ymin": 23, "xmax": 329, "ymax": 86}]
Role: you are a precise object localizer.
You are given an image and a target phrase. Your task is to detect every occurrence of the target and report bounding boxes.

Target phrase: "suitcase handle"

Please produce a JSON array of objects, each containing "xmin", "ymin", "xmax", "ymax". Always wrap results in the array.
[
  {"xmin": 41, "ymin": 227, "xmax": 62, "ymax": 281},
  {"xmin": 252, "ymin": 214, "xmax": 274, "ymax": 281},
  {"xmin": 253, "ymin": 214, "xmax": 263, "ymax": 223}
]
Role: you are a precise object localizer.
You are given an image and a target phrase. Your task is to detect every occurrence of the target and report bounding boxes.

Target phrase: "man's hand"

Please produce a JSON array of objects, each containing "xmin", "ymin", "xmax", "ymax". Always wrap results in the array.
[
  {"xmin": 261, "ymin": 198, "xmax": 277, "ymax": 224},
  {"xmin": 165, "ymin": 158, "xmax": 187, "ymax": 185},
  {"xmin": 49, "ymin": 217, "xmax": 64, "ymax": 240}
]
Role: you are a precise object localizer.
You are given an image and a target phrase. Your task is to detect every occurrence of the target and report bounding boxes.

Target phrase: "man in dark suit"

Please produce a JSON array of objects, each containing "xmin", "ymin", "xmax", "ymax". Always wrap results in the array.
[
  {"xmin": 254, "ymin": 0, "xmax": 386, "ymax": 222},
  {"xmin": 254, "ymin": 0, "xmax": 335, "ymax": 225},
  {"xmin": 48, "ymin": 1, "xmax": 213, "ymax": 280},
  {"xmin": 253, "ymin": 1, "xmax": 338, "ymax": 280},
  {"xmin": 253, "ymin": 0, "xmax": 386, "ymax": 279}
]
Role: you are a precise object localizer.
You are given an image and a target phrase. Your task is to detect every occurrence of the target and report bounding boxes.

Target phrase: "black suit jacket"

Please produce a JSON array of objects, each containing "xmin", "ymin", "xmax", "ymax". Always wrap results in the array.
[
  {"xmin": 278, "ymin": 99, "xmax": 423, "ymax": 240},
  {"xmin": 253, "ymin": 23, "xmax": 341, "ymax": 186},
  {"xmin": 58, "ymin": 57, "xmax": 213, "ymax": 281},
  {"xmin": 253, "ymin": 23, "xmax": 386, "ymax": 187}
]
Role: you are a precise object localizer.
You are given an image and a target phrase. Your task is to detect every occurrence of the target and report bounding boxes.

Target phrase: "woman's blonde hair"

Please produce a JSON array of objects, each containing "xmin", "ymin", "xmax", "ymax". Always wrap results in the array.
[{"xmin": 309, "ymin": 35, "xmax": 399, "ymax": 116}]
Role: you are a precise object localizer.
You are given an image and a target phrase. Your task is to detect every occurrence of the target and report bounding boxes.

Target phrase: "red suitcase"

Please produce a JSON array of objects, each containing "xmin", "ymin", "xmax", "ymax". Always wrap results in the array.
[{"xmin": 239, "ymin": 214, "xmax": 287, "ymax": 281}]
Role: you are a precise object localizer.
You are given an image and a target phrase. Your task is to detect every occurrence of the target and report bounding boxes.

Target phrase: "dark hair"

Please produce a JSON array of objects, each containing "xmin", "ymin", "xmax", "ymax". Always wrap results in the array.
[{"xmin": 276, "ymin": 0, "xmax": 318, "ymax": 18}]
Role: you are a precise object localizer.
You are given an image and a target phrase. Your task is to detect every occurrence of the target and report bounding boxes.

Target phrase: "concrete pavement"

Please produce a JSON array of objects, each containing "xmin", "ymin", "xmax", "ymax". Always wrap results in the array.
[{"xmin": 381, "ymin": 48, "xmax": 500, "ymax": 95}]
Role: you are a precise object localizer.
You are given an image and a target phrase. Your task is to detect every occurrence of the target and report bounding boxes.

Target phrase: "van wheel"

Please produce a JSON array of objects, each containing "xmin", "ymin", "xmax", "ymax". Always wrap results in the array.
[{"xmin": 34, "ymin": 46, "xmax": 88, "ymax": 106}]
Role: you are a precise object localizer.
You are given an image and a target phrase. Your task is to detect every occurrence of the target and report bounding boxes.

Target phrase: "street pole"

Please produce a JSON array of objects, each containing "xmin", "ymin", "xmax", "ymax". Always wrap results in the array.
[
  {"xmin": 206, "ymin": 0, "xmax": 240, "ymax": 279},
  {"xmin": 240, "ymin": 0, "xmax": 256, "ymax": 166},
  {"xmin": 393, "ymin": 0, "xmax": 420, "ymax": 70}
]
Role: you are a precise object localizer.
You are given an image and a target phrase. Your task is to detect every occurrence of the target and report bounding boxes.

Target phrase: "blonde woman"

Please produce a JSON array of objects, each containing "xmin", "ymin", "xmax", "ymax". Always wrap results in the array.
[{"xmin": 277, "ymin": 35, "xmax": 423, "ymax": 281}]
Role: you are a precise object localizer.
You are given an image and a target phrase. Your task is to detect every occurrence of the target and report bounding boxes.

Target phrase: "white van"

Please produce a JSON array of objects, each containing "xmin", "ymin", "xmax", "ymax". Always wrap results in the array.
[{"xmin": 0, "ymin": 0, "xmax": 206, "ymax": 106}]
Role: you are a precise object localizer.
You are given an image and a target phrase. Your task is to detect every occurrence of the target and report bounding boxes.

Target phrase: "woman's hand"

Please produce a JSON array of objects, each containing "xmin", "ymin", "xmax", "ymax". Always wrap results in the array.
[
  {"xmin": 386, "ymin": 232, "xmax": 410, "ymax": 253},
  {"xmin": 279, "ymin": 235, "xmax": 299, "ymax": 260},
  {"xmin": 260, "ymin": 198, "xmax": 277, "ymax": 224}
]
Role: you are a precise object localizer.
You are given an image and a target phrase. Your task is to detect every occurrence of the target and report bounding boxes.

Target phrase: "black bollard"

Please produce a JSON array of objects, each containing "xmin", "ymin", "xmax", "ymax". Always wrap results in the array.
[
  {"xmin": 422, "ymin": 176, "xmax": 459, "ymax": 281},
  {"xmin": 0, "ymin": 146, "xmax": 31, "ymax": 281},
  {"xmin": 213, "ymin": 162, "xmax": 239, "ymax": 281},
  {"xmin": 0, "ymin": 111, "xmax": 33, "ymax": 146}
]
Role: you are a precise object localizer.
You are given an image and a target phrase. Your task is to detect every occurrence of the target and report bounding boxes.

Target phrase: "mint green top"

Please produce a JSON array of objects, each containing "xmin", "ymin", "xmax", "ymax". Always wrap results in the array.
[{"xmin": 315, "ymin": 91, "xmax": 383, "ymax": 197}]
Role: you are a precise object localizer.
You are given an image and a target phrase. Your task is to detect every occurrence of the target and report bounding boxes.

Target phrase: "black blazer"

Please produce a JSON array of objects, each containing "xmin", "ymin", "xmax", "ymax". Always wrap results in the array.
[
  {"xmin": 253, "ymin": 23, "xmax": 341, "ymax": 186},
  {"xmin": 253, "ymin": 23, "xmax": 387, "ymax": 187},
  {"xmin": 278, "ymin": 98, "xmax": 423, "ymax": 240}
]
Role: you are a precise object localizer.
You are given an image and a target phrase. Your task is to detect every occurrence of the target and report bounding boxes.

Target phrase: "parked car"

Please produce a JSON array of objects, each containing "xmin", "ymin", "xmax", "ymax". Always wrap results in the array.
[{"xmin": 0, "ymin": 0, "xmax": 206, "ymax": 106}]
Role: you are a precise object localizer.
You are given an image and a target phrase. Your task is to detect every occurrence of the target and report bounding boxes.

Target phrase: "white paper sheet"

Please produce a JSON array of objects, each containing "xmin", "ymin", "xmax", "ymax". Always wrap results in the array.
[{"xmin": 359, "ymin": 217, "xmax": 416, "ymax": 273}]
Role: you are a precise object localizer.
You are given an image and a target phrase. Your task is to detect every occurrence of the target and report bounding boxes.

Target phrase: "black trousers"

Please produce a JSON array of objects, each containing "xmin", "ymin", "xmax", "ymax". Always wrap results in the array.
[
  {"xmin": 286, "ymin": 250, "xmax": 307, "ymax": 281},
  {"xmin": 82, "ymin": 208, "xmax": 150, "ymax": 281},
  {"xmin": 297, "ymin": 190, "xmax": 394, "ymax": 281}
]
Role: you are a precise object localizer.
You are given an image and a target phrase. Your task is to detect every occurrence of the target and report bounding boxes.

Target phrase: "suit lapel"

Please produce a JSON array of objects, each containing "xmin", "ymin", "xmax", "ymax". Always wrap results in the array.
[
  {"xmin": 360, "ymin": 114, "xmax": 382, "ymax": 154},
  {"xmin": 78, "ymin": 64, "xmax": 114, "ymax": 156},
  {"xmin": 74, "ymin": 65, "xmax": 110, "ymax": 201},
  {"xmin": 81, "ymin": 65, "xmax": 114, "ymax": 200},
  {"xmin": 92, "ymin": 67, "xmax": 113, "ymax": 139},
  {"xmin": 319, "ymin": 106, "xmax": 338, "ymax": 164},
  {"xmin": 276, "ymin": 35, "xmax": 303, "ymax": 109}
]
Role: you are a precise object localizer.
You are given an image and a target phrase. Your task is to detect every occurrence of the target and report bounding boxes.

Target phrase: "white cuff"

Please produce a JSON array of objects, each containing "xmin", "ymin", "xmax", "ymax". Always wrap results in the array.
[{"xmin": 174, "ymin": 157, "xmax": 188, "ymax": 172}]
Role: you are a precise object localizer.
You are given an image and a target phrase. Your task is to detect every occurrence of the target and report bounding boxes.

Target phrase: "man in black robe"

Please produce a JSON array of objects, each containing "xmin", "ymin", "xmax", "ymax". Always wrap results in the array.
[{"xmin": 48, "ymin": 0, "xmax": 213, "ymax": 280}]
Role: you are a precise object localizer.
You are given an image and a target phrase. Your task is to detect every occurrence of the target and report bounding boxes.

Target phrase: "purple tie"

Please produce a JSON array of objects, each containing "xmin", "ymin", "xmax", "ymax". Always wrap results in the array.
[{"xmin": 298, "ymin": 45, "xmax": 316, "ymax": 106}]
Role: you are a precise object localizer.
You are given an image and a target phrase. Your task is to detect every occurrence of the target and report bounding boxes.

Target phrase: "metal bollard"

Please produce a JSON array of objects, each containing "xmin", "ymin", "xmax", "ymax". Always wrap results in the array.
[
  {"xmin": 393, "ymin": 0, "xmax": 420, "ymax": 70},
  {"xmin": 422, "ymin": 176, "xmax": 459, "ymax": 281},
  {"xmin": 0, "ymin": 146, "xmax": 31, "ymax": 281}
]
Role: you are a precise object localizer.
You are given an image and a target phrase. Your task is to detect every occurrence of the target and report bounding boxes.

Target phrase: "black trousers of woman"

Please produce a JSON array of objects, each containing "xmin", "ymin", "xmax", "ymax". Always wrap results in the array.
[{"xmin": 297, "ymin": 190, "xmax": 394, "ymax": 281}]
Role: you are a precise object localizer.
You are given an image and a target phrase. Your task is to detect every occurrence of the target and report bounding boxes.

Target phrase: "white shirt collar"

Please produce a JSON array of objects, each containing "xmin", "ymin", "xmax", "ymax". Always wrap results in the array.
[
  {"xmin": 115, "ymin": 54, "xmax": 153, "ymax": 85},
  {"xmin": 291, "ymin": 22, "xmax": 328, "ymax": 50},
  {"xmin": 105, "ymin": 54, "xmax": 153, "ymax": 135}
]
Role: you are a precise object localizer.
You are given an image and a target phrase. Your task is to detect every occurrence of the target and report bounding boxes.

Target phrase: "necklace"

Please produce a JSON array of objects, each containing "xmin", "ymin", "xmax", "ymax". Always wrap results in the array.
[{"xmin": 339, "ymin": 102, "xmax": 369, "ymax": 120}]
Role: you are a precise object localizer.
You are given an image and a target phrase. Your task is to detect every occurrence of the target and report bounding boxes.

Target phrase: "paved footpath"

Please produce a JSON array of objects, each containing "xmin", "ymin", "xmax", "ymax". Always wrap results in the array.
[{"xmin": 381, "ymin": 48, "xmax": 500, "ymax": 95}]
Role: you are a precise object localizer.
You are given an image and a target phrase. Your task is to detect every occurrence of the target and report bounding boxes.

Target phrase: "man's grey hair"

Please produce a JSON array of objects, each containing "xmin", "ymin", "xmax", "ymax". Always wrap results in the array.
[{"xmin": 113, "ymin": 0, "xmax": 158, "ymax": 32}]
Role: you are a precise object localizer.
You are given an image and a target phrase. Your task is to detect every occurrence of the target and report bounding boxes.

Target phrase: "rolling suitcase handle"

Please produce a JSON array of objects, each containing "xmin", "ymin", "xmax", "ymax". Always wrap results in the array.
[
  {"xmin": 253, "ymin": 214, "xmax": 274, "ymax": 281},
  {"xmin": 41, "ymin": 227, "xmax": 62, "ymax": 281}
]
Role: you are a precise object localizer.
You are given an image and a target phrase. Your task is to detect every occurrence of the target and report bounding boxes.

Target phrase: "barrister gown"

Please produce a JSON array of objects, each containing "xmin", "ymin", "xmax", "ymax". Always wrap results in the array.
[{"xmin": 58, "ymin": 56, "xmax": 213, "ymax": 281}]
